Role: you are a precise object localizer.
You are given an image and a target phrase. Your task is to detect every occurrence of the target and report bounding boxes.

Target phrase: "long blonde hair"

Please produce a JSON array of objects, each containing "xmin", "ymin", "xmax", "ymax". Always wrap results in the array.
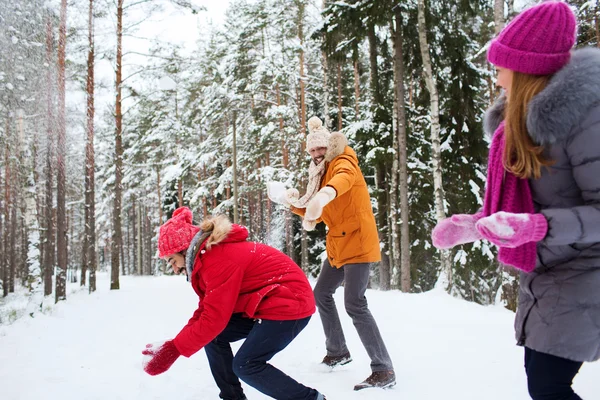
[{"xmin": 504, "ymin": 71, "xmax": 553, "ymax": 179}]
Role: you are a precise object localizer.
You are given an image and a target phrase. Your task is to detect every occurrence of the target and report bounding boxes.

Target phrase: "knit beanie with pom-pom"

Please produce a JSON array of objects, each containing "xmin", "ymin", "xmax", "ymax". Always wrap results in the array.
[
  {"xmin": 306, "ymin": 116, "xmax": 331, "ymax": 153},
  {"xmin": 158, "ymin": 207, "xmax": 201, "ymax": 258}
]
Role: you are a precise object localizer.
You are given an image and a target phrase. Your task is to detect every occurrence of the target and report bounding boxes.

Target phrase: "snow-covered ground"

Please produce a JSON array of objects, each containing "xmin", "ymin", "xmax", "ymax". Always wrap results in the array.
[{"xmin": 1, "ymin": 272, "xmax": 598, "ymax": 400}]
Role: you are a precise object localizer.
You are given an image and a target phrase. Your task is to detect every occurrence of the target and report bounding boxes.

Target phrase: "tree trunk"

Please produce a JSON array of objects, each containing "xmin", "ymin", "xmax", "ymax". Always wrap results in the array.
[
  {"xmin": 353, "ymin": 55, "xmax": 360, "ymax": 120},
  {"xmin": 83, "ymin": 0, "xmax": 95, "ymax": 288},
  {"xmin": 392, "ymin": 10, "xmax": 411, "ymax": 292},
  {"xmin": 137, "ymin": 202, "xmax": 142, "ymax": 275},
  {"xmin": 417, "ymin": 0, "xmax": 452, "ymax": 289},
  {"xmin": 132, "ymin": 199, "xmax": 137, "ymax": 273},
  {"xmin": 81, "ymin": 205, "xmax": 88, "ymax": 285},
  {"xmin": 3, "ymin": 123, "xmax": 11, "ymax": 297},
  {"xmin": 322, "ymin": 0, "xmax": 330, "ymax": 128},
  {"xmin": 367, "ymin": 21, "xmax": 381, "ymax": 106},
  {"xmin": 298, "ymin": 0, "xmax": 309, "ymax": 268},
  {"xmin": 232, "ymin": 112, "xmax": 239, "ymax": 224},
  {"xmin": 336, "ymin": 62, "xmax": 343, "ymax": 131},
  {"xmin": 9, "ymin": 185, "xmax": 16, "ymax": 293},
  {"xmin": 298, "ymin": 0, "xmax": 307, "ymax": 146},
  {"xmin": 32, "ymin": 119, "xmax": 44, "ymax": 276},
  {"xmin": 146, "ymin": 211, "xmax": 153, "ymax": 274},
  {"xmin": 55, "ymin": 0, "xmax": 68, "ymax": 303},
  {"xmin": 157, "ymin": 167, "xmax": 162, "ymax": 224},
  {"xmin": 111, "ymin": 0, "xmax": 124, "ymax": 290},
  {"xmin": 389, "ymin": 23, "xmax": 400, "ymax": 290},
  {"xmin": 265, "ymin": 153, "xmax": 271, "ymax": 236},
  {"xmin": 276, "ymin": 83, "xmax": 293, "ymax": 255},
  {"xmin": 276, "ymin": 84, "xmax": 288, "ymax": 168},
  {"xmin": 375, "ymin": 165, "xmax": 390, "ymax": 290},
  {"xmin": 494, "ymin": 0, "xmax": 505, "ymax": 35},
  {"xmin": 44, "ymin": 15, "xmax": 55, "ymax": 297},
  {"xmin": 125, "ymin": 206, "xmax": 131, "ymax": 274}
]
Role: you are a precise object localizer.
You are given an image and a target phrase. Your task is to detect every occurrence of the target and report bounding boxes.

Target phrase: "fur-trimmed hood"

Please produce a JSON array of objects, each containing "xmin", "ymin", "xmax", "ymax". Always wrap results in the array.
[
  {"xmin": 185, "ymin": 215, "xmax": 247, "ymax": 278},
  {"xmin": 484, "ymin": 47, "xmax": 600, "ymax": 145},
  {"xmin": 324, "ymin": 131, "xmax": 349, "ymax": 162}
]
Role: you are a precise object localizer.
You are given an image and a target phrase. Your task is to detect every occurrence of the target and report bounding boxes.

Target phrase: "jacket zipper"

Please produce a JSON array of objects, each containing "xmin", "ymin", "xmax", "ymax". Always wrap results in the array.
[{"xmin": 517, "ymin": 273, "xmax": 539, "ymax": 346}]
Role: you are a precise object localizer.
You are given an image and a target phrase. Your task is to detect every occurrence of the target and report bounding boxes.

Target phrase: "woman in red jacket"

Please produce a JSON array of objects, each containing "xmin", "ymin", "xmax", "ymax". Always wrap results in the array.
[{"xmin": 142, "ymin": 207, "xmax": 325, "ymax": 400}]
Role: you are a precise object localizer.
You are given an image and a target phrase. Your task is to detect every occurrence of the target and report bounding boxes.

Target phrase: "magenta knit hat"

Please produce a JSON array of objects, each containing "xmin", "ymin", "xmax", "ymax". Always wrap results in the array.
[
  {"xmin": 158, "ymin": 207, "xmax": 201, "ymax": 258},
  {"xmin": 487, "ymin": 1, "xmax": 577, "ymax": 75}
]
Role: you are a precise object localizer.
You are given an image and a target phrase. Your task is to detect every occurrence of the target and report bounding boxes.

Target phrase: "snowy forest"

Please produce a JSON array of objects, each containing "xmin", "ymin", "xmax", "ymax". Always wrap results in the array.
[{"xmin": 1, "ymin": 0, "xmax": 599, "ymax": 321}]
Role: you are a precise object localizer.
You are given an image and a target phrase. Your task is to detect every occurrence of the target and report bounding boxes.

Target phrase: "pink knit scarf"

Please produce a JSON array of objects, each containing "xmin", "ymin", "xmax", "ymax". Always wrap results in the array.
[{"xmin": 483, "ymin": 121, "xmax": 537, "ymax": 272}]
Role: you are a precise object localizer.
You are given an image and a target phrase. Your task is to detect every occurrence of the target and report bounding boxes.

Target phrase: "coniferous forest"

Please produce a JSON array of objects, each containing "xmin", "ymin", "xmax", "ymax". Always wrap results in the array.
[{"xmin": 1, "ymin": 0, "xmax": 599, "ymax": 319}]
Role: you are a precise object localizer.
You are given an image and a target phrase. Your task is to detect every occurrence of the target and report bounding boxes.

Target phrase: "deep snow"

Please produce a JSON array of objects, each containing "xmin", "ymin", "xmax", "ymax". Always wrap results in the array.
[{"xmin": 1, "ymin": 272, "xmax": 598, "ymax": 400}]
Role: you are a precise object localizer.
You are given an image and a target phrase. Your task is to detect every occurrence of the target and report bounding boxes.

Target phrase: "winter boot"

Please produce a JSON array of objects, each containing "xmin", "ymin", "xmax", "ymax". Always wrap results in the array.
[
  {"xmin": 353, "ymin": 370, "xmax": 396, "ymax": 391},
  {"xmin": 321, "ymin": 352, "xmax": 352, "ymax": 368}
]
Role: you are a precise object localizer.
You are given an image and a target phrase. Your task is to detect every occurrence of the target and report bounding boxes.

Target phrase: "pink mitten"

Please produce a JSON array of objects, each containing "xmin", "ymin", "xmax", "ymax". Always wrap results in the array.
[
  {"xmin": 142, "ymin": 340, "xmax": 180, "ymax": 376},
  {"xmin": 476, "ymin": 211, "xmax": 547, "ymax": 248},
  {"xmin": 431, "ymin": 213, "xmax": 483, "ymax": 249}
]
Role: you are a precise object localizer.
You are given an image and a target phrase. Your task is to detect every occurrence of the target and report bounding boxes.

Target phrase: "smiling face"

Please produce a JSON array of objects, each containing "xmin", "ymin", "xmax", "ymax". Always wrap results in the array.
[
  {"xmin": 165, "ymin": 252, "xmax": 186, "ymax": 275},
  {"xmin": 495, "ymin": 66, "xmax": 514, "ymax": 97},
  {"xmin": 309, "ymin": 146, "xmax": 327, "ymax": 165}
]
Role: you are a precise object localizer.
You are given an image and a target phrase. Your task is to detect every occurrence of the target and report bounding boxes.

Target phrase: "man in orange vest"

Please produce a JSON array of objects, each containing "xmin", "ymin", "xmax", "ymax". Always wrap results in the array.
[{"xmin": 268, "ymin": 116, "xmax": 395, "ymax": 391}]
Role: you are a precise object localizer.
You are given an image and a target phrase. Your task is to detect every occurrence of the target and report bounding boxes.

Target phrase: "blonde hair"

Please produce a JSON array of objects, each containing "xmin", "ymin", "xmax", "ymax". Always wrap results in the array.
[
  {"xmin": 199, "ymin": 214, "xmax": 233, "ymax": 250},
  {"xmin": 504, "ymin": 71, "xmax": 553, "ymax": 179}
]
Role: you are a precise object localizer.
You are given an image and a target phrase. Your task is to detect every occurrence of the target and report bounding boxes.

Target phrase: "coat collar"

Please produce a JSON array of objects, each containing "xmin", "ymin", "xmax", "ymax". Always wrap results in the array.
[{"xmin": 324, "ymin": 131, "xmax": 349, "ymax": 162}]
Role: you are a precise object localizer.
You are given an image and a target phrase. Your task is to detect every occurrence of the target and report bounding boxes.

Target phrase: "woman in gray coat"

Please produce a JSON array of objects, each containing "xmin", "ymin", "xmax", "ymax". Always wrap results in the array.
[{"xmin": 432, "ymin": 2, "xmax": 600, "ymax": 399}]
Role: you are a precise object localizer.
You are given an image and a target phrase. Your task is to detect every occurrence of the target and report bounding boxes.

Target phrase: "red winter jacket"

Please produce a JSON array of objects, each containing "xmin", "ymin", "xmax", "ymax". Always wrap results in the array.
[{"xmin": 173, "ymin": 224, "xmax": 316, "ymax": 357}]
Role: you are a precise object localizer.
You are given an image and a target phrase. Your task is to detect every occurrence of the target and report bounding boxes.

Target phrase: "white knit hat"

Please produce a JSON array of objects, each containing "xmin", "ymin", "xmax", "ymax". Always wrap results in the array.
[{"xmin": 306, "ymin": 116, "xmax": 330, "ymax": 153}]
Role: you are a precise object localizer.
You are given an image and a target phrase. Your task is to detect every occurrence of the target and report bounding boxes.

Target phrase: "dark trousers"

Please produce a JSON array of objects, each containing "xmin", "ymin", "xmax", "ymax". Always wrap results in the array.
[
  {"xmin": 204, "ymin": 313, "xmax": 319, "ymax": 400},
  {"xmin": 525, "ymin": 347, "xmax": 583, "ymax": 400},
  {"xmin": 313, "ymin": 260, "xmax": 393, "ymax": 372}
]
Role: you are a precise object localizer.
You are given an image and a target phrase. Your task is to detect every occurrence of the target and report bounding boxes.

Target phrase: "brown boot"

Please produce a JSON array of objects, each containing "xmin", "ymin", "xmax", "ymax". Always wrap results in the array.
[
  {"xmin": 353, "ymin": 370, "xmax": 396, "ymax": 391},
  {"xmin": 321, "ymin": 352, "xmax": 352, "ymax": 367}
]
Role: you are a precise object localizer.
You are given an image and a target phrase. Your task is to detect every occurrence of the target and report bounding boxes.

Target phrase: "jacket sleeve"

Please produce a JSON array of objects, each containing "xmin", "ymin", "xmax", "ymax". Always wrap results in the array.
[
  {"xmin": 290, "ymin": 206, "xmax": 323, "ymax": 223},
  {"xmin": 324, "ymin": 157, "xmax": 357, "ymax": 198},
  {"xmin": 173, "ymin": 261, "xmax": 244, "ymax": 357},
  {"xmin": 541, "ymin": 108, "xmax": 600, "ymax": 246},
  {"xmin": 183, "ymin": 301, "xmax": 204, "ymax": 328},
  {"xmin": 290, "ymin": 205, "xmax": 306, "ymax": 217}
]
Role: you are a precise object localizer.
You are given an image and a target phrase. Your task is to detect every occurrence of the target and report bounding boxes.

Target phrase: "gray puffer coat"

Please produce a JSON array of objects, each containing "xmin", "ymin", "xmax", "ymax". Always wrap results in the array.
[{"xmin": 485, "ymin": 48, "xmax": 600, "ymax": 362}]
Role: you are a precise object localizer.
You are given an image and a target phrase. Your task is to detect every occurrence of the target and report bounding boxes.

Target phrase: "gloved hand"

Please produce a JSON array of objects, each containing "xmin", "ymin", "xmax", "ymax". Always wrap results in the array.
[
  {"xmin": 267, "ymin": 182, "xmax": 297, "ymax": 208},
  {"xmin": 476, "ymin": 211, "xmax": 548, "ymax": 248},
  {"xmin": 305, "ymin": 187, "xmax": 336, "ymax": 221},
  {"xmin": 431, "ymin": 213, "xmax": 483, "ymax": 249},
  {"xmin": 302, "ymin": 218, "xmax": 317, "ymax": 231},
  {"xmin": 142, "ymin": 340, "xmax": 180, "ymax": 376}
]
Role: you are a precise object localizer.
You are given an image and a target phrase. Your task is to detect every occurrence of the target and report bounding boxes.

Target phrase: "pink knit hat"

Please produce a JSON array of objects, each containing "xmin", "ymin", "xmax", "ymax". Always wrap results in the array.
[
  {"xmin": 488, "ymin": 1, "xmax": 577, "ymax": 76},
  {"xmin": 158, "ymin": 207, "xmax": 201, "ymax": 258}
]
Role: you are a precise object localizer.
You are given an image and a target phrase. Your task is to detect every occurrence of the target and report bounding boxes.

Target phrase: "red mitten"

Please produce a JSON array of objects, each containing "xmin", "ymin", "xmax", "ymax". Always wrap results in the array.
[{"xmin": 142, "ymin": 340, "xmax": 180, "ymax": 376}]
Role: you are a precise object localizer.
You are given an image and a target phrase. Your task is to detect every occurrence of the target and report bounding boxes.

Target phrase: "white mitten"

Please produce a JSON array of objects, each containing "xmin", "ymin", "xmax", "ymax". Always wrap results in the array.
[
  {"xmin": 286, "ymin": 188, "xmax": 299, "ymax": 203},
  {"xmin": 302, "ymin": 218, "xmax": 317, "ymax": 231},
  {"xmin": 305, "ymin": 187, "xmax": 336, "ymax": 220}
]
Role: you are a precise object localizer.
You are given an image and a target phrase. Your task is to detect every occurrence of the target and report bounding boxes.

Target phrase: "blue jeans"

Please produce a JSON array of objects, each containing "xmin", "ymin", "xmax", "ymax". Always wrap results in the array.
[{"xmin": 204, "ymin": 313, "xmax": 319, "ymax": 400}]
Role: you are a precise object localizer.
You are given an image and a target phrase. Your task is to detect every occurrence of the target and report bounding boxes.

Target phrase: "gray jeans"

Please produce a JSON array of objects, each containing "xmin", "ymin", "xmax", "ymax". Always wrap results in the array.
[{"xmin": 313, "ymin": 259, "xmax": 394, "ymax": 372}]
